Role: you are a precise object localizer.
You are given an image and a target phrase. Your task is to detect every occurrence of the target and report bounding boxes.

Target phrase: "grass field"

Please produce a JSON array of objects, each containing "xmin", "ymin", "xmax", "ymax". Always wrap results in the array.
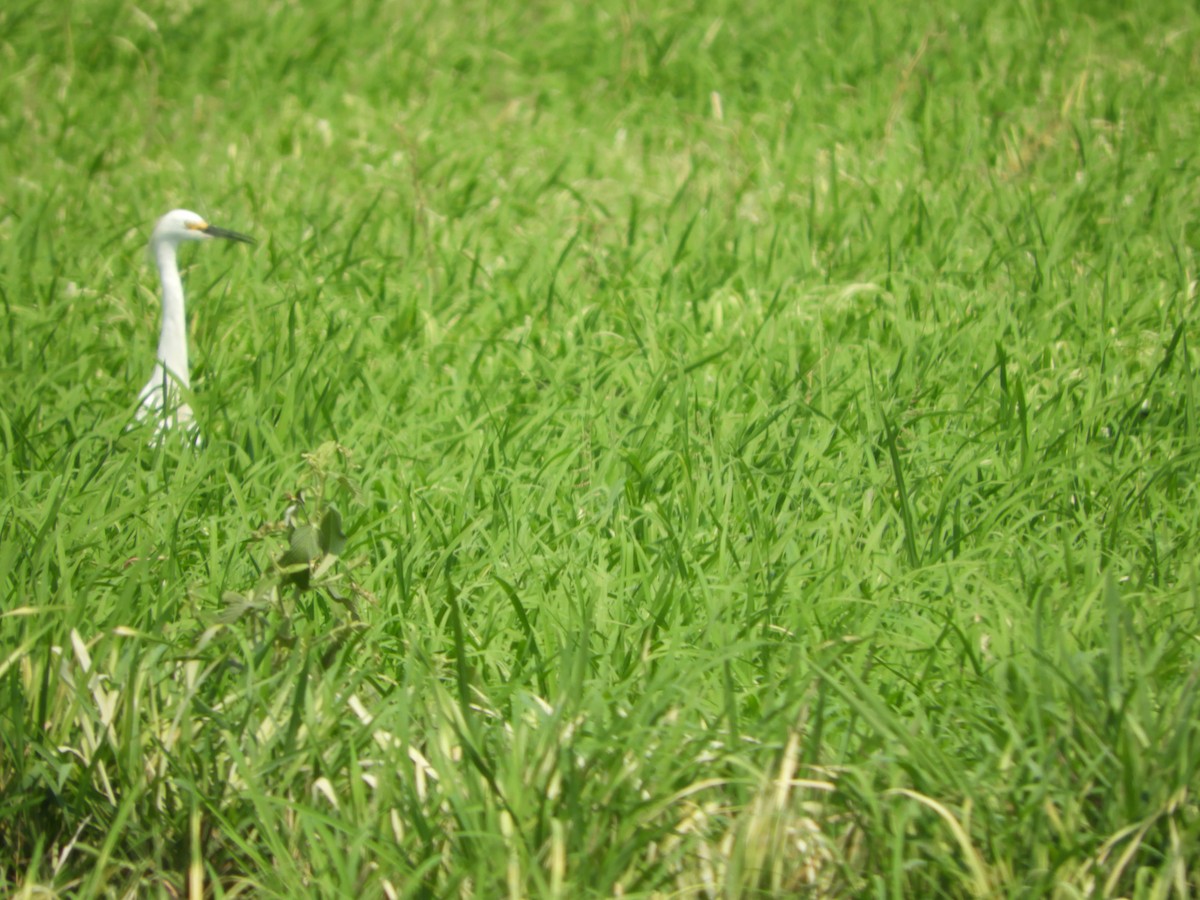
[{"xmin": 3, "ymin": 0, "xmax": 1200, "ymax": 895}]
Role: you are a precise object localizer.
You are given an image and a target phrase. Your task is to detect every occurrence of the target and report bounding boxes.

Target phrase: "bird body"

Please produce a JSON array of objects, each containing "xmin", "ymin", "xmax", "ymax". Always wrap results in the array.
[{"xmin": 136, "ymin": 209, "xmax": 253, "ymax": 435}]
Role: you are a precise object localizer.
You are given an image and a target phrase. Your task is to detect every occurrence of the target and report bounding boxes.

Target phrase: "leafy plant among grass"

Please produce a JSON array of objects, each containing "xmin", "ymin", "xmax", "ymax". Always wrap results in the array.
[{"xmin": 2, "ymin": 0, "xmax": 1199, "ymax": 895}]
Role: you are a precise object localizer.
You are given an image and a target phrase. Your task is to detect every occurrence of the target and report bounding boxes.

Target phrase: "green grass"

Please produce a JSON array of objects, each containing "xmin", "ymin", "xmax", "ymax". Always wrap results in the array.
[{"xmin": 3, "ymin": 0, "xmax": 1200, "ymax": 895}]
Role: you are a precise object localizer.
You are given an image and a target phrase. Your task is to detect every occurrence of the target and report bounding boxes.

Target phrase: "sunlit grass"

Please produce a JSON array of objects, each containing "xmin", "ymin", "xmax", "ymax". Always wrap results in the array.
[{"xmin": 2, "ymin": 0, "xmax": 1199, "ymax": 895}]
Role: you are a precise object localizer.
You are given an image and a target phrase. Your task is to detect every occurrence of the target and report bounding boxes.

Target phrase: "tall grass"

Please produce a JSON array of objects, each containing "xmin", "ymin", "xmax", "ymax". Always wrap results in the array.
[{"xmin": 2, "ymin": 0, "xmax": 1199, "ymax": 895}]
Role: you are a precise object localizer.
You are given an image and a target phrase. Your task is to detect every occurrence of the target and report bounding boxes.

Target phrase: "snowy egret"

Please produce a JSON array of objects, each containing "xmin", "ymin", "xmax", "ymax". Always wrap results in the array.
[{"xmin": 136, "ymin": 209, "xmax": 253, "ymax": 436}]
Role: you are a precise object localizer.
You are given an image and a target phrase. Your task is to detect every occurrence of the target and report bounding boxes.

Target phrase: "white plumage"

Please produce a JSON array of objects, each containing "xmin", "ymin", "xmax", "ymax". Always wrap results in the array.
[{"xmin": 136, "ymin": 208, "xmax": 253, "ymax": 436}]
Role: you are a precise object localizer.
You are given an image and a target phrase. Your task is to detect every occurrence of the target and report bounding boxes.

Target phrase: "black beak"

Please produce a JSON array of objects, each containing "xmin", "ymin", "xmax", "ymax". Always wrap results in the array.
[{"xmin": 203, "ymin": 224, "xmax": 255, "ymax": 244}]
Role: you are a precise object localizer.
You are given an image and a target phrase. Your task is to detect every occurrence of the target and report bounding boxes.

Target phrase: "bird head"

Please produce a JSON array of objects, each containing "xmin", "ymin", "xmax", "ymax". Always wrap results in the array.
[{"xmin": 152, "ymin": 209, "xmax": 254, "ymax": 247}]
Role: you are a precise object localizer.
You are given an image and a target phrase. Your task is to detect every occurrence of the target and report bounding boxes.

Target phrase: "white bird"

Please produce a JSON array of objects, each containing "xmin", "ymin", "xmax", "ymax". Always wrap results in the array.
[{"xmin": 136, "ymin": 208, "xmax": 253, "ymax": 436}]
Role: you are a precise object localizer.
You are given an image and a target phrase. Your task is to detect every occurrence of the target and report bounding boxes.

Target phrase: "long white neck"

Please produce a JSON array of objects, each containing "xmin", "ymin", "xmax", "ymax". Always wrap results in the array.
[{"xmin": 154, "ymin": 239, "xmax": 189, "ymax": 389}]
